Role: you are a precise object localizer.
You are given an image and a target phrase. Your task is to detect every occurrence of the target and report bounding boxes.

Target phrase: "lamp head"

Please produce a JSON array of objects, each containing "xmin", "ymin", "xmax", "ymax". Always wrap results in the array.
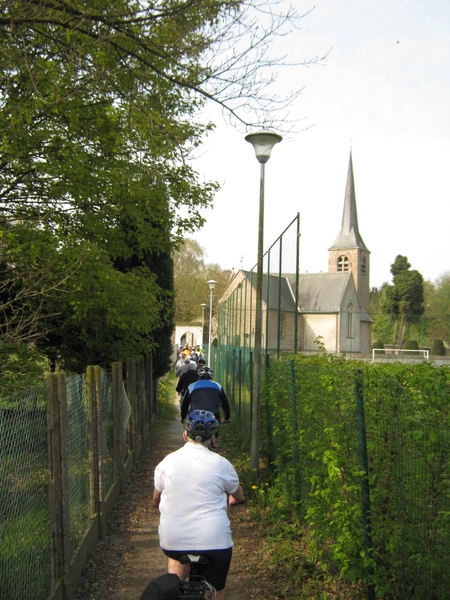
[
  {"xmin": 245, "ymin": 130, "xmax": 282, "ymax": 164},
  {"xmin": 207, "ymin": 279, "xmax": 217, "ymax": 291}
]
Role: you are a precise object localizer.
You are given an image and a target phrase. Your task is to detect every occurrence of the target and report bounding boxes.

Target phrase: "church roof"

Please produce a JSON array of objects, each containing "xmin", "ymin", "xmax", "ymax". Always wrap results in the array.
[
  {"xmin": 244, "ymin": 271, "xmax": 295, "ymax": 311},
  {"xmin": 286, "ymin": 272, "xmax": 353, "ymax": 313},
  {"xmin": 243, "ymin": 270, "xmax": 370, "ymax": 319},
  {"xmin": 328, "ymin": 152, "xmax": 369, "ymax": 252}
]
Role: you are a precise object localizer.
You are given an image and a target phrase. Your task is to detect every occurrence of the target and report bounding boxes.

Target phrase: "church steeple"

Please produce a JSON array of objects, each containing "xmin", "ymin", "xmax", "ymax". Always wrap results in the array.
[
  {"xmin": 328, "ymin": 152, "xmax": 370, "ymax": 313},
  {"xmin": 329, "ymin": 152, "xmax": 368, "ymax": 251}
]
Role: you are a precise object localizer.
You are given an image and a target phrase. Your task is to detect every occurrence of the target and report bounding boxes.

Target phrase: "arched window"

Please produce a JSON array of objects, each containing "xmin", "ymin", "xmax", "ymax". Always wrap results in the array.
[
  {"xmin": 347, "ymin": 302, "xmax": 354, "ymax": 337},
  {"xmin": 338, "ymin": 255, "xmax": 349, "ymax": 272}
]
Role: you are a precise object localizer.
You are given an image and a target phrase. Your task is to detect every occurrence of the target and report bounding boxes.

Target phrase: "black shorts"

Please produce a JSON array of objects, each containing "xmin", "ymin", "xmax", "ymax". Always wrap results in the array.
[{"xmin": 162, "ymin": 547, "xmax": 233, "ymax": 591}]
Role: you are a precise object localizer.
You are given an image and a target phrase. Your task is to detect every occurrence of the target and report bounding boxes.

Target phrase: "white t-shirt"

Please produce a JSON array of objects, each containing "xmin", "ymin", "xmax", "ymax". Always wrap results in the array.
[{"xmin": 154, "ymin": 442, "xmax": 240, "ymax": 550}]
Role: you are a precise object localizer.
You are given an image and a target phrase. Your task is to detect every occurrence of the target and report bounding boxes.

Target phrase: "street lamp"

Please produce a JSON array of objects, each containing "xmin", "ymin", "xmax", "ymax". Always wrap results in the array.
[
  {"xmin": 200, "ymin": 303, "xmax": 206, "ymax": 348},
  {"xmin": 206, "ymin": 280, "xmax": 217, "ymax": 366},
  {"xmin": 245, "ymin": 130, "xmax": 282, "ymax": 475}
]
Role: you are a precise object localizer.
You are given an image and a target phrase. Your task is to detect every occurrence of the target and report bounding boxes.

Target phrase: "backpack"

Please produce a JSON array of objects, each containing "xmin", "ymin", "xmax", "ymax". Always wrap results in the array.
[{"xmin": 140, "ymin": 573, "xmax": 181, "ymax": 600}]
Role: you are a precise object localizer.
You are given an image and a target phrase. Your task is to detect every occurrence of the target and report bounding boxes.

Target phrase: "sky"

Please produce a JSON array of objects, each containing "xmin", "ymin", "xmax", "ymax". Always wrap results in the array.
[{"xmin": 189, "ymin": 0, "xmax": 450, "ymax": 290}]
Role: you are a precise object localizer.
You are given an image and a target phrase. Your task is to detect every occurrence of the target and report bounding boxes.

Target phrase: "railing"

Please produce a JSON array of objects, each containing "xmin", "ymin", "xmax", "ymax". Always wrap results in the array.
[{"xmin": 372, "ymin": 348, "xmax": 430, "ymax": 360}]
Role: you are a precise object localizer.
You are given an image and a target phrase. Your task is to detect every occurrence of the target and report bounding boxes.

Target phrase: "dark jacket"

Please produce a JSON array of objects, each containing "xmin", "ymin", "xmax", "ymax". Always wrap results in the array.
[
  {"xmin": 176, "ymin": 368, "xmax": 199, "ymax": 396},
  {"xmin": 180, "ymin": 378, "xmax": 231, "ymax": 421}
]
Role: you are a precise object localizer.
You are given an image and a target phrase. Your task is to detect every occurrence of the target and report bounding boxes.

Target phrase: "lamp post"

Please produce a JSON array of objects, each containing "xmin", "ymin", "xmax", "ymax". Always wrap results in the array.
[
  {"xmin": 200, "ymin": 303, "xmax": 206, "ymax": 348},
  {"xmin": 206, "ymin": 280, "xmax": 217, "ymax": 365},
  {"xmin": 245, "ymin": 130, "xmax": 282, "ymax": 475}
]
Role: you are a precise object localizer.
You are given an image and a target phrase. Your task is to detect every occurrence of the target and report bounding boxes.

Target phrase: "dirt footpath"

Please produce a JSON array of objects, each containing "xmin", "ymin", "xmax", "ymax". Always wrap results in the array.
[{"xmin": 74, "ymin": 394, "xmax": 274, "ymax": 600}]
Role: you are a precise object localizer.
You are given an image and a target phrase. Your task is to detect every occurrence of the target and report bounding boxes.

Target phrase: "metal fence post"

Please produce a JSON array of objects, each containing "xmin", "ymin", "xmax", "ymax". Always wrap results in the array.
[
  {"xmin": 355, "ymin": 369, "xmax": 375, "ymax": 600},
  {"xmin": 294, "ymin": 213, "xmax": 300, "ymax": 353},
  {"xmin": 289, "ymin": 359, "xmax": 301, "ymax": 504}
]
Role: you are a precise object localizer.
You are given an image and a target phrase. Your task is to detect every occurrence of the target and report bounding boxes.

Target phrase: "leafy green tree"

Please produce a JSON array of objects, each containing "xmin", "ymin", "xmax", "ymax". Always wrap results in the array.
[
  {"xmin": 425, "ymin": 272, "xmax": 450, "ymax": 345},
  {"xmin": 0, "ymin": 223, "xmax": 75, "ymax": 386},
  {"xmin": 369, "ymin": 283, "xmax": 394, "ymax": 344},
  {"xmin": 378, "ymin": 255, "xmax": 424, "ymax": 346},
  {"xmin": 173, "ymin": 238, "xmax": 232, "ymax": 324},
  {"xmin": 1, "ymin": 1, "xmax": 319, "ymax": 382},
  {"xmin": 382, "ymin": 255, "xmax": 424, "ymax": 320}
]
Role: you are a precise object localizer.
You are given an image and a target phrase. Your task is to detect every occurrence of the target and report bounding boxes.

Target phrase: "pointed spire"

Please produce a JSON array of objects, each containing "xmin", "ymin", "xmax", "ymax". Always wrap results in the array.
[{"xmin": 328, "ymin": 152, "xmax": 368, "ymax": 251}]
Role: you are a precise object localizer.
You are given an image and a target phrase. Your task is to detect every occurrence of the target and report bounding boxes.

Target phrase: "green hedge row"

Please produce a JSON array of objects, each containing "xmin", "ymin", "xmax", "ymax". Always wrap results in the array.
[{"xmin": 260, "ymin": 355, "xmax": 450, "ymax": 600}]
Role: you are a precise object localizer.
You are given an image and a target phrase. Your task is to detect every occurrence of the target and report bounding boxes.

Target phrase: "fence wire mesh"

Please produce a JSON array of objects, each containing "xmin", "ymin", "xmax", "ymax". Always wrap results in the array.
[
  {"xmin": 101, "ymin": 369, "xmax": 115, "ymax": 494},
  {"xmin": 122, "ymin": 380, "xmax": 132, "ymax": 454},
  {"xmin": 216, "ymin": 214, "xmax": 300, "ymax": 359},
  {"xmin": 209, "ymin": 345, "xmax": 253, "ymax": 438},
  {"xmin": 66, "ymin": 375, "xmax": 91, "ymax": 555},
  {"xmin": 0, "ymin": 386, "xmax": 50, "ymax": 600},
  {"xmin": 1, "ymin": 358, "xmax": 155, "ymax": 600},
  {"xmin": 217, "ymin": 353, "xmax": 450, "ymax": 599}
]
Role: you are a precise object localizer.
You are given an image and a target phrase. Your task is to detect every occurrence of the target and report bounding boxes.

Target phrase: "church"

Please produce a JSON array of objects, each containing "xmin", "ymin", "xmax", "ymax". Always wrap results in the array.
[{"xmin": 217, "ymin": 152, "xmax": 372, "ymax": 356}]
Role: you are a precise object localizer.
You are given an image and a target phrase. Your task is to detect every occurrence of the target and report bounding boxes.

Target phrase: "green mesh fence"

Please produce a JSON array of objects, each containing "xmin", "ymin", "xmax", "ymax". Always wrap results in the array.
[
  {"xmin": 362, "ymin": 366, "xmax": 449, "ymax": 599},
  {"xmin": 217, "ymin": 353, "xmax": 450, "ymax": 599},
  {"xmin": 66, "ymin": 375, "xmax": 91, "ymax": 555},
  {"xmin": 0, "ymin": 386, "xmax": 51, "ymax": 600},
  {"xmin": 209, "ymin": 345, "xmax": 253, "ymax": 437},
  {"xmin": 122, "ymin": 380, "xmax": 132, "ymax": 454},
  {"xmin": 101, "ymin": 369, "xmax": 115, "ymax": 495},
  {"xmin": 1, "ymin": 358, "xmax": 154, "ymax": 599},
  {"xmin": 215, "ymin": 214, "xmax": 300, "ymax": 360}
]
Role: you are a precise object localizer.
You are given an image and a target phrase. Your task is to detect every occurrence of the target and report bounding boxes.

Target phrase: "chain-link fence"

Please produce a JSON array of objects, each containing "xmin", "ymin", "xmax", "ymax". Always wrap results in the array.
[
  {"xmin": 215, "ymin": 214, "xmax": 300, "ymax": 358},
  {"xmin": 0, "ymin": 357, "xmax": 157, "ymax": 600},
  {"xmin": 0, "ymin": 386, "xmax": 50, "ymax": 599},
  {"xmin": 209, "ymin": 345, "xmax": 253, "ymax": 437},
  {"xmin": 217, "ymin": 353, "xmax": 449, "ymax": 599}
]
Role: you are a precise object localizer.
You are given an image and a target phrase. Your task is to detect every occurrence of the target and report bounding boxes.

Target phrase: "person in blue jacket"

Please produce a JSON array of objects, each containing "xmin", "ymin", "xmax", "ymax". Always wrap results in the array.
[{"xmin": 180, "ymin": 366, "xmax": 231, "ymax": 425}]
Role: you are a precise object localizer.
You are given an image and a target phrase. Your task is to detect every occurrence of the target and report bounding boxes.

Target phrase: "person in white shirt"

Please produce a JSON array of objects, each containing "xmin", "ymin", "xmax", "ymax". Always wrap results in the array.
[{"xmin": 152, "ymin": 410, "xmax": 245, "ymax": 600}]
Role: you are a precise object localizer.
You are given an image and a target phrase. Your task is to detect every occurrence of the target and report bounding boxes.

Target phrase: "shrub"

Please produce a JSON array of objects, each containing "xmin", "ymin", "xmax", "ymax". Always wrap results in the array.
[
  {"xmin": 403, "ymin": 340, "xmax": 419, "ymax": 354},
  {"xmin": 372, "ymin": 341, "xmax": 384, "ymax": 354},
  {"xmin": 431, "ymin": 339, "xmax": 446, "ymax": 356}
]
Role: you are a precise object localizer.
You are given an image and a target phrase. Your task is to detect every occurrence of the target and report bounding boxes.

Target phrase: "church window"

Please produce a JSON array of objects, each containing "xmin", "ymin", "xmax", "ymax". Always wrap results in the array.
[
  {"xmin": 338, "ymin": 256, "xmax": 349, "ymax": 272},
  {"xmin": 347, "ymin": 302, "xmax": 354, "ymax": 337},
  {"xmin": 361, "ymin": 256, "xmax": 367, "ymax": 275}
]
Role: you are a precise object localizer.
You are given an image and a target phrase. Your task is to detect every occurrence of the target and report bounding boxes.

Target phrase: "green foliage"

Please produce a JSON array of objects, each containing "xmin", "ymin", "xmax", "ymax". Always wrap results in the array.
[
  {"xmin": 380, "ymin": 255, "xmax": 424, "ymax": 322},
  {"xmin": 371, "ymin": 257, "xmax": 430, "ymax": 348},
  {"xmin": 371, "ymin": 271, "xmax": 450, "ymax": 349},
  {"xmin": 1, "ymin": 1, "xmax": 314, "ymax": 381},
  {"xmin": 31, "ymin": 242, "xmax": 164, "ymax": 372},
  {"xmin": 372, "ymin": 341, "xmax": 384, "ymax": 354},
  {"xmin": 173, "ymin": 238, "xmax": 233, "ymax": 324},
  {"xmin": 426, "ymin": 272, "xmax": 450, "ymax": 344},
  {"xmin": 431, "ymin": 339, "xmax": 446, "ymax": 356},
  {"xmin": 0, "ymin": 2, "xmax": 221, "ymax": 379},
  {"xmin": 403, "ymin": 339, "xmax": 419, "ymax": 352},
  {"xmin": 156, "ymin": 371, "xmax": 179, "ymax": 422},
  {"xmin": 390, "ymin": 255, "xmax": 411, "ymax": 277},
  {"xmin": 245, "ymin": 354, "xmax": 450, "ymax": 599}
]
